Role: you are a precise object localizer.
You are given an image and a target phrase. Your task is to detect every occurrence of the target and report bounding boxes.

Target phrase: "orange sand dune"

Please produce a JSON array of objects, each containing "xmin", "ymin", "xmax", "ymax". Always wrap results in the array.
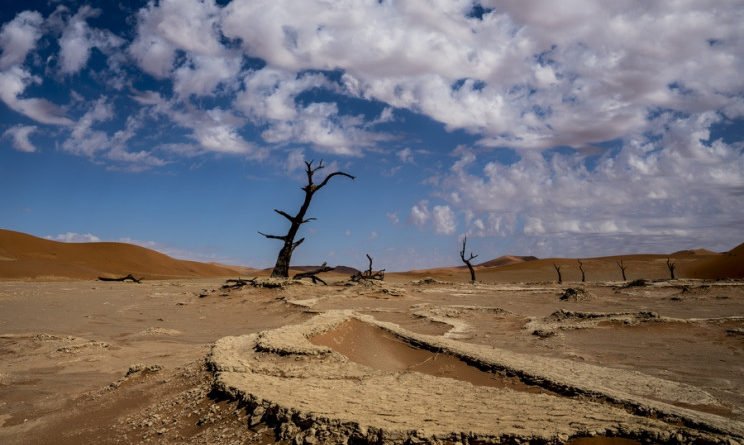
[
  {"xmin": 477, "ymin": 255, "xmax": 538, "ymax": 268},
  {"xmin": 686, "ymin": 242, "xmax": 744, "ymax": 279},
  {"xmin": 0, "ymin": 229, "xmax": 252, "ymax": 280},
  {"xmin": 393, "ymin": 246, "xmax": 739, "ymax": 283}
]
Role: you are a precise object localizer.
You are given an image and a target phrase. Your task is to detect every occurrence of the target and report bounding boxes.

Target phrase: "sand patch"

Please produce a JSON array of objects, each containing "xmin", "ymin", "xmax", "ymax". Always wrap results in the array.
[{"xmin": 310, "ymin": 318, "xmax": 549, "ymax": 394}]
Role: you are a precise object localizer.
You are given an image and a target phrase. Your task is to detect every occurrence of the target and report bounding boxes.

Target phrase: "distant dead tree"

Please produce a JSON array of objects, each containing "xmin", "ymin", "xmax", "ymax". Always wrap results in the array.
[
  {"xmin": 553, "ymin": 263, "xmax": 563, "ymax": 284},
  {"xmin": 617, "ymin": 258, "xmax": 628, "ymax": 281},
  {"xmin": 666, "ymin": 257, "xmax": 677, "ymax": 280},
  {"xmin": 351, "ymin": 254, "xmax": 385, "ymax": 281},
  {"xmin": 459, "ymin": 236, "xmax": 478, "ymax": 283},
  {"xmin": 577, "ymin": 259, "xmax": 586, "ymax": 283},
  {"xmin": 260, "ymin": 160, "xmax": 354, "ymax": 278}
]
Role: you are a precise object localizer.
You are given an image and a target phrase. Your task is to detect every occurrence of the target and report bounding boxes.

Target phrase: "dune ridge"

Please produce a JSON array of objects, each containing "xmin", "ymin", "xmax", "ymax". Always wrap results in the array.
[{"xmin": 0, "ymin": 229, "xmax": 249, "ymax": 280}]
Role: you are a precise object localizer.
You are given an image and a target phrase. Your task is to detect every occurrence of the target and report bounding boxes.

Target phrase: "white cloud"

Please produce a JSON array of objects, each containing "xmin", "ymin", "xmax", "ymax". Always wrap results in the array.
[
  {"xmin": 0, "ymin": 10, "xmax": 44, "ymax": 70},
  {"xmin": 3, "ymin": 124, "xmax": 37, "ymax": 152},
  {"xmin": 286, "ymin": 148, "xmax": 305, "ymax": 173},
  {"xmin": 47, "ymin": 232, "xmax": 101, "ymax": 243},
  {"xmin": 221, "ymin": 1, "xmax": 743, "ymax": 151},
  {"xmin": 432, "ymin": 205, "xmax": 457, "ymax": 235},
  {"xmin": 386, "ymin": 212, "xmax": 399, "ymax": 225},
  {"xmin": 0, "ymin": 67, "xmax": 73, "ymax": 125},
  {"xmin": 409, "ymin": 200, "xmax": 430, "ymax": 227},
  {"xmin": 58, "ymin": 6, "xmax": 124, "ymax": 75},
  {"xmin": 129, "ymin": 0, "xmax": 225, "ymax": 78},
  {"xmin": 397, "ymin": 147, "xmax": 414, "ymax": 164},
  {"xmin": 439, "ymin": 112, "xmax": 744, "ymax": 256}
]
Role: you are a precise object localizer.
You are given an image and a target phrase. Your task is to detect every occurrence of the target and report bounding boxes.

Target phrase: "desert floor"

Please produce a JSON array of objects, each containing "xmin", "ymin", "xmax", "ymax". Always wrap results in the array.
[{"xmin": 0, "ymin": 276, "xmax": 742, "ymax": 444}]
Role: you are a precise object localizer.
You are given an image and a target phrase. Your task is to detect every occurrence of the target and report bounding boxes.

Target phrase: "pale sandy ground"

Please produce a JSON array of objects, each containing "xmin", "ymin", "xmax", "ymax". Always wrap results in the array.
[{"xmin": 0, "ymin": 275, "xmax": 743, "ymax": 444}]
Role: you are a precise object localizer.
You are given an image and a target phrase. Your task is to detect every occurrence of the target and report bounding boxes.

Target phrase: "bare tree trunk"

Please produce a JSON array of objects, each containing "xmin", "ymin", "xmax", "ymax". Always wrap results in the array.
[
  {"xmin": 578, "ymin": 259, "xmax": 586, "ymax": 283},
  {"xmin": 553, "ymin": 263, "xmax": 562, "ymax": 284},
  {"xmin": 617, "ymin": 259, "xmax": 628, "ymax": 281},
  {"xmin": 666, "ymin": 257, "xmax": 676, "ymax": 280},
  {"xmin": 460, "ymin": 236, "xmax": 478, "ymax": 283},
  {"xmin": 260, "ymin": 160, "xmax": 354, "ymax": 278}
]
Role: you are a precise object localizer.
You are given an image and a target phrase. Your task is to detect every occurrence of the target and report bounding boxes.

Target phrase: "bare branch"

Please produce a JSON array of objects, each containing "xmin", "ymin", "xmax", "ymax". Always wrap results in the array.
[
  {"xmin": 301, "ymin": 217, "xmax": 317, "ymax": 224},
  {"xmin": 314, "ymin": 171, "xmax": 355, "ymax": 192},
  {"xmin": 274, "ymin": 209, "xmax": 295, "ymax": 222},
  {"xmin": 258, "ymin": 231, "xmax": 286, "ymax": 241},
  {"xmin": 291, "ymin": 237, "xmax": 305, "ymax": 251}
]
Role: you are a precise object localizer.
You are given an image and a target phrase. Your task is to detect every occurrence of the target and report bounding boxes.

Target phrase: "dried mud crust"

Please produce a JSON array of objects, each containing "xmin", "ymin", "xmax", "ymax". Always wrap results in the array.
[
  {"xmin": 8, "ymin": 362, "xmax": 279, "ymax": 445},
  {"xmin": 208, "ymin": 311, "xmax": 744, "ymax": 445}
]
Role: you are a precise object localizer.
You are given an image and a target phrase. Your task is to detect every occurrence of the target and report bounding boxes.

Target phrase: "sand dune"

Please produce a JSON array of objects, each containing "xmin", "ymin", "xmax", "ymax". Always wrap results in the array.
[
  {"xmin": 393, "ymin": 246, "xmax": 739, "ymax": 283},
  {"xmin": 686, "ymin": 242, "xmax": 744, "ymax": 279},
  {"xmin": 0, "ymin": 229, "xmax": 250, "ymax": 280},
  {"xmin": 477, "ymin": 255, "xmax": 538, "ymax": 268}
]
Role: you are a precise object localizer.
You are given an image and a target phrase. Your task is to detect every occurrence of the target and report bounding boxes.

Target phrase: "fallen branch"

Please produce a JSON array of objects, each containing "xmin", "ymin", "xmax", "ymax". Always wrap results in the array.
[
  {"xmin": 98, "ymin": 274, "xmax": 141, "ymax": 283},
  {"xmin": 293, "ymin": 262, "xmax": 335, "ymax": 285},
  {"xmin": 221, "ymin": 277, "xmax": 258, "ymax": 290}
]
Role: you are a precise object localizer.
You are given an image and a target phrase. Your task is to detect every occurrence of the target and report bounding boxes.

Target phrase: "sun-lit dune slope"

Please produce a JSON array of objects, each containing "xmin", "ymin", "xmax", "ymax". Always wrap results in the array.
[
  {"xmin": 393, "ymin": 248, "xmax": 735, "ymax": 283},
  {"xmin": 477, "ymin": 255, "xmax": 538, "ymax": 268},
  {"xmin": 686, "ymin": 242, "xmax": 744, "ymax": 279},
  {"xmin": 0, "ymin": 229, "xmax": 251, "ymax": 280}
]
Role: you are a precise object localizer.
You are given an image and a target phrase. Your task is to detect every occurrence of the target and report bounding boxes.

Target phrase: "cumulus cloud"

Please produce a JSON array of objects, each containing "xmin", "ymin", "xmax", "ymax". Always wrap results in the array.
[
  {"xmin": 129, "ymin": 0, "xmax": 225, "ymax": 79},
  {"xmin": 409, "ymin": 200, "xmax": 430, "ymax": 227},
  {"xmin": 440, "ymin": 112, "xmax": 744, "ymax": 256},
  {"xmin": 47, "ymin": 232, "xmax": 101, "ymax": 243},
  {"xmin": 0, "ymin": 67, "xmax": 73, "ymax": 125},
  {"xmin": 0, "ymin": 10, "xmax": 43, "ymax": 70},
  {"xmin": 58, "ymin": 6, "xmax": 124, "ymax": 75},
  {"xmin": 397, "ymin": 148, "xmax": 414, "ymax": 164},
  {"xmin": 432, "ymin": 205, "xmax": 457, "ymax": 235},
  {"xmin": 222, "ymin": 0, "xmax": 743, "ymax": 151},
  {"xmin": 3, "ymin": 124, "xmax": 38, "ymax": 152}
]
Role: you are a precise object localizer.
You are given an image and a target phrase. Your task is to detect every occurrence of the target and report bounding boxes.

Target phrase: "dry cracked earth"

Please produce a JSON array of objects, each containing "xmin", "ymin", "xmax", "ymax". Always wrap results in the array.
[{"xmin": 0, "ymin": 277, "xmax": 742, "ymax": 444}]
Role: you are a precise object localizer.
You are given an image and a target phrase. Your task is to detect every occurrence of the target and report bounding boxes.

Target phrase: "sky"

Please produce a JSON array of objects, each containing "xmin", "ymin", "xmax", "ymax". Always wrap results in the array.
[{"xmin": 1, "ymin": 0, "xmax": 743, "ymax": 271}]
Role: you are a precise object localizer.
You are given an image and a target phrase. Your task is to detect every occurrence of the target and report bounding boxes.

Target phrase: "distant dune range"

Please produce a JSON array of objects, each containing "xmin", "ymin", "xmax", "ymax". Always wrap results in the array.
[
  {"xmin": 0, "ymin": 228, "xmax": 742, "ymax": 281},
  {"xmin": 0, "ymin": 229, "xmax": 253, "ymax": 280}
]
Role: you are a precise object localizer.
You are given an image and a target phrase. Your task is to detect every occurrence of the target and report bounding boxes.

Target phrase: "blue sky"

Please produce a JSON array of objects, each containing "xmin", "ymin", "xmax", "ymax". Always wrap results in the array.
[{"xmin": 1, "ymin": 1, "xmax": 743, "ymax": 271}]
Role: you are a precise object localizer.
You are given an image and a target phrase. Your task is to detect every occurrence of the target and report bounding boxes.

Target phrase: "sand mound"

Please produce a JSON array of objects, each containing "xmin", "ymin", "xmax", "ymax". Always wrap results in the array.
[
  {"xmin": 0, "ymin": 229, "xmax": 247, "ymax": 280},
  {"xmin": 478, "ymin": 255, "xmax": 539, "ymax": 268},
  {"xmin": 209, "ymin": 312, "xmax": 742, "ymax": 444},
  {"xmin": 687, "ymin": 242, "xmax": 744, "ymax": 279}
]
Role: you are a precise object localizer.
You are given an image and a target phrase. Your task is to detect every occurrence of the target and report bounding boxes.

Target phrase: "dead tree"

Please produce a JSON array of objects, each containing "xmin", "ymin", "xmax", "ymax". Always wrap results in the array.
[
  {"xmin": 666, "ymin": 257, "xmax": 677, "ymax": 280},
  {"xmin": 351, "ymin": 254, "xmax": 385, "ymax": 281},
  {"xmin": 260, "ymin": 160, "xmax": 354, "ymax": 278},
  {"xmin": 617, "ymin": 259, "xmax": 628, "ymax": 281},
  {"xmin": 577, "ymin": 259, "xmax": 586, "ymax": 283},
  {"xmin": 98, "ymin": 274, "xmax": 141, "ymax": 283},
  {"xmin": 221, "ymin": 277, "xmax": 257, "ymax": 290},
  {"xmin": 293, "ymin": 262, "xmax": 335, "ymax": 285},
  {"xmin": 553, "ymin": 263, "xmax": 563, "ymax": 284},
  {"xmin": 459, "ymin": 236, "xmax": 478, "ymax": 283}
]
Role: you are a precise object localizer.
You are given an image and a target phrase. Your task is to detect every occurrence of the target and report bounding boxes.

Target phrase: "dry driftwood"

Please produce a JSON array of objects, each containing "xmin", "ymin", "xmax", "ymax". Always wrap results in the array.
[
  {"xmin": 98, "ymin": 274, "xmax": 141, "ymax": 283},
  {"xmin": 221, "ymin": 277, "xmax": 258, "ymax": 290},
  {"xmin": 351, "ymin": 254, "xmax": 385, "ymax": 282},
  {"xmin": 293, "ymin": 262, "xmax": 335, "ymax": 285}
]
